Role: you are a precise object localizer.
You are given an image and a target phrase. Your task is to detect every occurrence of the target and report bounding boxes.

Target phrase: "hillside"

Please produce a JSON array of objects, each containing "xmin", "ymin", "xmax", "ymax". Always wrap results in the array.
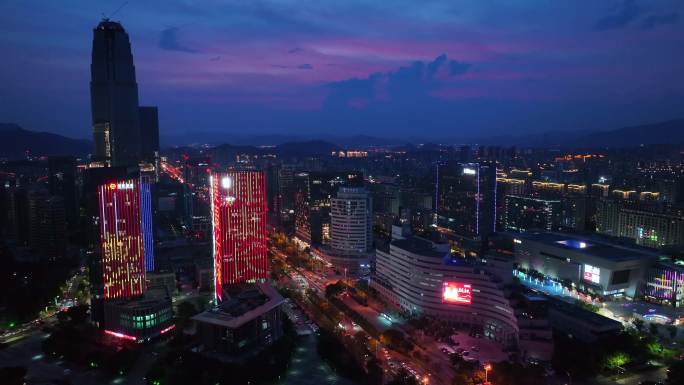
[
  {"xmin": 0, "ymin": 123, "xmax": 91, "ymax": 160},
  {"xmin": 572, "ymin": 119, "xmax": 684, "ymax": 148}
]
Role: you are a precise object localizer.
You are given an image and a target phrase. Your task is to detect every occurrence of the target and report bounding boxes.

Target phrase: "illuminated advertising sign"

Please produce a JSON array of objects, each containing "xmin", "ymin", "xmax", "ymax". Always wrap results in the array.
[
  {"xmin": 584, "ymin": 264, "xmax": 600, "ymax": 284},
  {"xmin": 442, "ymin": 282, "xmax": 472, "ymax": 304},
  {"xmin": 462, "ymin": 168, "xmax": 477, "ymax": 175}
]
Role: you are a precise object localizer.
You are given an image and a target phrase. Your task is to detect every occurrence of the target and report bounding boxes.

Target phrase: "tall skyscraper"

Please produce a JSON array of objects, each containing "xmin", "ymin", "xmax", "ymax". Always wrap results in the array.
[
  {"xmin": 436, "ymin": 162, "xmax": 497, "ymax": 241},
  {"xmin": 294, "ymin": 171, "xmax": 363, "ymax": 245},
  {"xmin": 90, "ymin": 20, "xmax": 141, "ymax": 167},
  {"xmin": 6, "ymin": 185, "xmax": 29, "ymax": 246},
  {"xmin": 209, "ymin": 171, "xmax": 268, "ymax": 302},
  {"xmin": 504, "ymin": 195, "xmax": 561, "ymax": 232},
  {"xmin": 97, "ymin": 178, "xmax": 152, "ymax": 299},
  {"xmin": 28, "ymin": 187, "xmax": 67, "ymax": 259},
  {"xmin": 48, "ymin": 156, "xmax": 78, "ymax": 230},
  {"xmin": 330, "ymin": 187, "xmax": 373, "ymax": 255}
]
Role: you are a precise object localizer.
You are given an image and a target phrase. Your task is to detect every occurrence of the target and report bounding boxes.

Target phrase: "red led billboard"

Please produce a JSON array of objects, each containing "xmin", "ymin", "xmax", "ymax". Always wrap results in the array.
[{"xmin": 442, "ymin": 282, "xmax": 472, "ymax": 304}]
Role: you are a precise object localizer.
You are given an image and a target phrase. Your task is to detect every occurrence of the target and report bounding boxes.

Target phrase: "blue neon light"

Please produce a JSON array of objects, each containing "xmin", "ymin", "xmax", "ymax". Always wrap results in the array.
[
  {"xmin": 140, "ymin": 182, "xmax": 155, "ymax": 272},
  {"xmin": 556, "ymin": 239, "xmax": 591, "ymax": 249}
]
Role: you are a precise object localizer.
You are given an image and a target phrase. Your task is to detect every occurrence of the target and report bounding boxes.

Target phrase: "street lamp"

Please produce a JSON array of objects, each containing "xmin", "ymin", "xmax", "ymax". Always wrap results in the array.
[{"xmin": 484, "ymin": 364, "xmax": 492, "ymax": 383}]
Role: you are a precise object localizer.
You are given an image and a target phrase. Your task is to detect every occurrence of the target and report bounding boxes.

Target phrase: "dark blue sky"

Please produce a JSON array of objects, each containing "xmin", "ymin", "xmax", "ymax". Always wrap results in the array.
[{"xmin": 1, "ymin": 0, "xmax": 683, "ymax": 142}]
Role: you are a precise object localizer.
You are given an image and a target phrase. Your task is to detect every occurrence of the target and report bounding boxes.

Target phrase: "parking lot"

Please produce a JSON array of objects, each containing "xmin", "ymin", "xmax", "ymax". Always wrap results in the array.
[{"xmin": 439, "ymin": 331, "xmax": 509, "ymax": 364}]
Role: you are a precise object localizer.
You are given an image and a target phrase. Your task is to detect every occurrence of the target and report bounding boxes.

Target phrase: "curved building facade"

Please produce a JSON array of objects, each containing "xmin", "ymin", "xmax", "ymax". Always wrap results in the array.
[
  {"xmin": 372, "ymin": 234, "xmax": 518, "ymax": 345},
  {"xmin": 330, "ymin": 187, "xmax": 372, "ymax": 255}
]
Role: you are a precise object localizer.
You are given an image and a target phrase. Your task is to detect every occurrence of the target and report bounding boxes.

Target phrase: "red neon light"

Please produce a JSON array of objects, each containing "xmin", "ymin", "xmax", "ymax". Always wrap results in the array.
[
  {"xmin": 160, "ymin": 324, "xmax": 176, "ymax": 334},
  {"xmin": 210, "ymin": 171, "xmax": 268, "ymax": 302},
  {"xmin": 97, "ymin": 179, "xmax": 146, "ymax": 300},
  {"xmin": 104, "ymin": 329, "xmax": 137, "ymax": 341},
  {"xmin": 442, "ymin": 282, "xmax": 472, "ymax": 304}
]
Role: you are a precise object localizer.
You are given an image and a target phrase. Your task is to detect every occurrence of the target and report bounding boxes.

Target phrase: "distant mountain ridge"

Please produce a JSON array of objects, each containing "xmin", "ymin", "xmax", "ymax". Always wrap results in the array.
[
  {"xmin": 465, "ymin": 119, "xmax": 684, "ymax": 148},
  {"xmin": 0, "ymin": 123, "xmax": 91, "ymax": 160},
  {"xmin": 1, "ymin": 118, "xmax": 682, "ymax": 161},
  {"xmin": 572, "ymin": 119, "xmax": 684, "ymax": 148},
  {"xmin": 164, "ymin": 118, "xmax": 684, "ymax": 148}
]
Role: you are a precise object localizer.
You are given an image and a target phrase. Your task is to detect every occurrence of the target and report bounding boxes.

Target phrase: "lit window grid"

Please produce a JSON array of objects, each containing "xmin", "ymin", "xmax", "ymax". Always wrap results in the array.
[
  {"xmin": 98, "ymin": 179, "xmax": 146, "ymax": 299},
  {"xmin": 210, "ymin": 171, "xmax": 268, "ymax": 301}
]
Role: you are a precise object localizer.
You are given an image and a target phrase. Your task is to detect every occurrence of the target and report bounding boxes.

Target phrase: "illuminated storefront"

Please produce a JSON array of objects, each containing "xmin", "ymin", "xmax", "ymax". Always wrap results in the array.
[
  {"xmin": 583, "ymin": 264, "xmax": 600, "ymax": 284},
  {"xmin": 511, "ymin": 232, "xmax": 658, "ymax": 298},
  {"xmin": 103, "ymin": 288, "xmax": 174, "ymax": 342},
  {"xmin": 642, "ymin": 262, "xmax": 684, "ymax": 308}
]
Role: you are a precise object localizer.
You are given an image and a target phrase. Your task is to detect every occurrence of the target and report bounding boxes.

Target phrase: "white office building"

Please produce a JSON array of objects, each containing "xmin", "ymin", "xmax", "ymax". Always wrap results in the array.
[{"xmin": 330, "ymin": 187, "xmax": 373, "ymax": 254}]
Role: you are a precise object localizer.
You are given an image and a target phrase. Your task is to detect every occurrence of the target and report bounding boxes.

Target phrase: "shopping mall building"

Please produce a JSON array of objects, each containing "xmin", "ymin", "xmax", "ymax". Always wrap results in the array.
[
  {"xmin": 510, "ymin": 232, "xmax": 659, "ymax": 298},
  {"xmin": 372, "ymin": 227, "xmax": 519, "ymax": 345}
]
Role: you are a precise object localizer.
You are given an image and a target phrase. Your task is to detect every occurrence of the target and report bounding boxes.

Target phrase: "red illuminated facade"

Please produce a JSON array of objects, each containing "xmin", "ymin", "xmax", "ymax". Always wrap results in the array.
[
  {"xmin": 210, "ymin": 171, "xmax": 268, "ymax": 301},
  {"xmin": 98, "ymin": 179, "xmax": 146, "ymax": 299},
  {"xmin": 442, "ymin": 281, "xmax": 472, "ymax": 304}
]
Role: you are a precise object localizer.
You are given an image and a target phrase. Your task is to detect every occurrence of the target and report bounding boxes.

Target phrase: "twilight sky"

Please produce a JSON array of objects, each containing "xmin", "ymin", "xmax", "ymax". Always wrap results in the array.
[{"xmin": 1, "ymin": 0, "xmax": 683, "ymax": 143}]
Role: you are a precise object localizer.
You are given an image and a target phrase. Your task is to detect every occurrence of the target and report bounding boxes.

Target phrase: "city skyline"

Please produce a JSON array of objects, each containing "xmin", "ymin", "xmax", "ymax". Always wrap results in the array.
[
  {"xmin": 1, "ymin": 3, "xmax": 684, "ymax": 385},
  {"xmin": 1, "ymin": 1, "xmax": 683, "ymax": 142}
]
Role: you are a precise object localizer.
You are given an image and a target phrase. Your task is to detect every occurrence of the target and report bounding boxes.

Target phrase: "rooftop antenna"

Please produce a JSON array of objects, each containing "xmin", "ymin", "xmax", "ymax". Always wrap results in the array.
[{"xmin": 103, "ymin": 1, "xmax": 128, "ymax": 20}]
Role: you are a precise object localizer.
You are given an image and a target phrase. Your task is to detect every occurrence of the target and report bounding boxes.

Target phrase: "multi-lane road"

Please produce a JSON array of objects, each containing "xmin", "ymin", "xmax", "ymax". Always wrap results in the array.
[{"xmin": 271, "ymin": 245, "xmax": 450, "ymax": 385}]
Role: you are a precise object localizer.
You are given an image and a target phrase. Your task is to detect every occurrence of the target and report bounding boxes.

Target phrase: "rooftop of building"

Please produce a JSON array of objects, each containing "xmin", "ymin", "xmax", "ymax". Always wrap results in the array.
[
  {"xmin": 548, "ymin": 298, "xmax": 622, "ymax": 329},
  {"xmin": 506, "ymin": 195, "xmax": 561, "ymax": 203},
  {"xmin": 511, "ymin": 231, "xmax": 660, "ymax": 263},
  {"xmin": 653, "ymin": 259, "xmax": 684, "ymax": 272},
  {"xmin": 96, "ymin": 19, "xmax": 125, "ymax": 31},
  {"xmin": 391, "ymin": 236, "xmax": 448, "ymax": 259},
  {"xmin": 192, "ymin": 283, "xmax": 285, "ymax": 329},
  {"xmin": 107, "ymin": 287, "xmax": 171, "ymax": 310}
]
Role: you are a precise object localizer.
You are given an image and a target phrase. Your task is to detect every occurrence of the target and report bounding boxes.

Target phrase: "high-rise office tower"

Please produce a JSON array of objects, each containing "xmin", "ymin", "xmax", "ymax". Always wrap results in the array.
[
  {"xmin": 504, "ymin": 195, "xmax": 561, "ymax": 232},
  {"xmin": 97, "ymin": 178, "xmax": 152, "ymax": 299},
  {"xmin": 265, "ymin": 164, "xmax": 281, "ymax": 215},
  {"xmin": 436, "ymin": 162, "xmax": 497, "ymax": 241},
  {"xmin": 209, "ymin": 171, "xmax": 268, "ymax": 302},
  {"xmin": 90, "ymin": 20, "xmax": 141, "ymax": 167},
  {"xmin": 139, "ymin": 106, "xmax": 160, "ymax": 165},
  {"xmin": 330, "ymin": 187, "xmax": 373, "ymax": 255},
  {"xmin": 6, "ymin": 185, "xmax": 29, "ymax": 246},
  {"xmin": 48, "ymin": 156, "xmax": 78, "ymax": 230},
  {"xmin": 28, "ymin": 187, "xmax": 67, "ymax": 259},
  {"xmin": 294, "ymin": 171, "xmax": 363, "ymax": 245},
  {"xmin": 278, "ymin": 164, "xmax": 297, "ymax": 212}
]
